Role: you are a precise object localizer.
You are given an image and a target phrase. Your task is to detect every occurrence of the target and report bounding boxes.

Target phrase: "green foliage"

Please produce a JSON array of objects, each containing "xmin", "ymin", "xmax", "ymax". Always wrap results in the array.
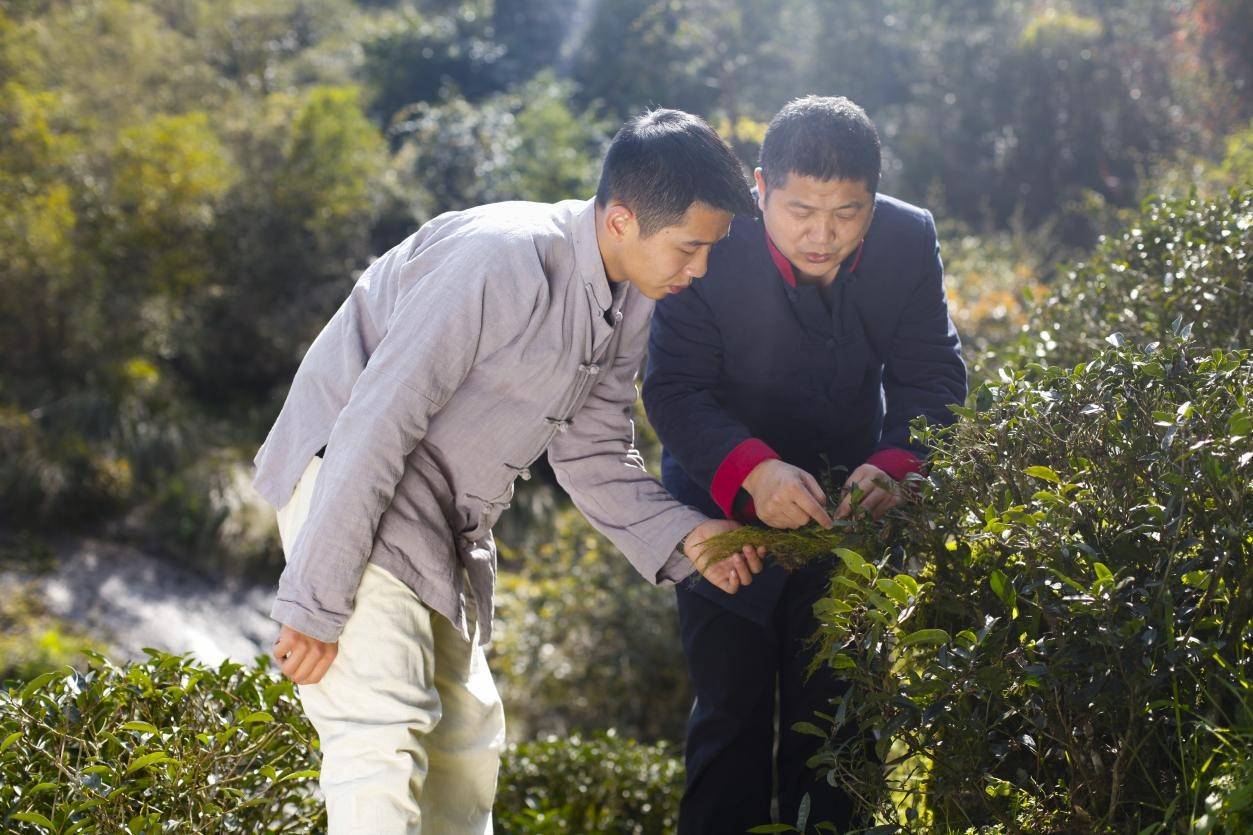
[
  {"xmin": 493, "ymin": 508, "xmax": 690, "ymax": 743},
  {"xmin": 279, "ymin": 85, "xmax": 388, "ymax": 251},
  {"xmin": 393, "ymin": 73, "xmax": 607, "ymax": 218},
  {"xmin": 495, "ymin": 731, "xmax": 682, "ymax": 835},
  {"xmin": 0, "ymin": 652, "xmax": 324, "ymax": 833},
  {"xmin": 0, "ymin": 582, "xmax": 104, "ymax": 685},
  {"xmin": 360, "ymin": 0, "xmax": 504, "ymax": 125},
  {"xmin": 940, "ymin": 222, "xmax": 1047, "ymax": 386},
  {"xmin": 0, "ymin": 651, "xmax": 682, "ymax": 834},
  {"xmin": 1005, "ymin": 188, "xmax": 1252, "ymax": 370},
  {"xmin": 805, "ymin": 334, "xmax": 1252, "ymax": 831}
]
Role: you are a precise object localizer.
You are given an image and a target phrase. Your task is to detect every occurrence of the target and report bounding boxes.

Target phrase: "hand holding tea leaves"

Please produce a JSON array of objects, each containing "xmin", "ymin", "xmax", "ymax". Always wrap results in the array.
[
  {"xmin": 835, "ymin": 463, "xmax": 902, "ymax": 521},
  {"xmin": 683, "ymin": 518, "xmax": 767, "ymax": 593},
  {"xmin": 697, "ymin": 466, "xmax": 902, "ymax": 570},
  {"xmin": 742, "ymin": 459, "xmax": 835, "ymax": 529}
]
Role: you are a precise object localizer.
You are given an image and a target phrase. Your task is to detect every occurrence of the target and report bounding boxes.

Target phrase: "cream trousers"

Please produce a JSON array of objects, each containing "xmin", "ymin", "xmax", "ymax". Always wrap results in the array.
[{"xmin": 276, "ymin": 456, "xmax": 506, "ymax": 834}]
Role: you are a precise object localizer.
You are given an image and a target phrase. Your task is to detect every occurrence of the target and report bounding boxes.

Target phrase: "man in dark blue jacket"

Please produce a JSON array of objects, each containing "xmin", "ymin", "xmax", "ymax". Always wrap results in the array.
[{"xmin": 643, "ymin": 96, "xmax": 967, "ymax": 833}]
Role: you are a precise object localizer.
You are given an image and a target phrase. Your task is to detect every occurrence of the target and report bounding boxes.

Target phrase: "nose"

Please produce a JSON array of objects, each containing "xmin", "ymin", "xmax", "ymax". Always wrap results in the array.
[
  {"xmin": 807, "ymin": 217, "xmax": 836, "ymax": 244},
  {"xmin": 685, "ymin": 248, "xmax": 710, "ymax": 279}
]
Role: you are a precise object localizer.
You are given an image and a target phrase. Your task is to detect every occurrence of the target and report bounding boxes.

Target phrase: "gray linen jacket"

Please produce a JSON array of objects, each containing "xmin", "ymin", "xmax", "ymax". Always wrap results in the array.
[{"xmin": 253, "ymin": 198, "xmax": 705, "ymax": 645}]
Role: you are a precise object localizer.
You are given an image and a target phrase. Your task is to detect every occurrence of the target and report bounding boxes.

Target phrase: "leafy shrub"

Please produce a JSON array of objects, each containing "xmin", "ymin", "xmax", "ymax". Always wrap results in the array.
[
  {"xmin": 492, "ymin": 508, "xmax": 690, "ymax": 743},
  {"xmin": 0, "ymin": 651, "xmax": 687, "ymax": 834},
  {"xmin": 1002, "ymin": 188, "xmax": 1251, "ymax": 370},
  {"xmin": 0, "ymin": 652, "xmax": 324, "ymax": 833},
  {"xmin": 804, "ymin": 334, "xmax": 1251, "ymax": 832},
  {"xmin": 496, "ymin": 731, "xmax": 682, "ymax": 835}
]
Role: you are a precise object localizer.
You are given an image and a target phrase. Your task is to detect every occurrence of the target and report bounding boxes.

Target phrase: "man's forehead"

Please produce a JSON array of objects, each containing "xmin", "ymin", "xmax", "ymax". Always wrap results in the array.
[
  {"xmin": 771, "ymin": 172, "xmax": 871, "ymax": 201},
  {"xmin": 674, "ymin": 203, "xmax": 733, "ymax": 242}
]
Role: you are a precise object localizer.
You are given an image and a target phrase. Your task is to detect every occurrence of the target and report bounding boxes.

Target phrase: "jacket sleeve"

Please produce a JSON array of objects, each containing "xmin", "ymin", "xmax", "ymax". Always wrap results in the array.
[
  {"xmin": 876, "ymin": 210, "xmax": 968, "ymax": 458},
  {"xmin": 546, "ymin": 302, "xmax": 709, "ymax": 586},
  {"xmin": 642, "ymin": 285, "xmax": 779, "ymax": 520},
  {"xmin": 271, "ymin": 233, "xmax": 536, "ymax": 642}
]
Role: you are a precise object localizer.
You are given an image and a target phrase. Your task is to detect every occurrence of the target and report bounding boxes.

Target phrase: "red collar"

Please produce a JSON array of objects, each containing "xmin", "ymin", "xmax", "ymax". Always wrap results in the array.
[{"xmin": 764, "ymin": 233, "xmax": 864, "ymax": 288}]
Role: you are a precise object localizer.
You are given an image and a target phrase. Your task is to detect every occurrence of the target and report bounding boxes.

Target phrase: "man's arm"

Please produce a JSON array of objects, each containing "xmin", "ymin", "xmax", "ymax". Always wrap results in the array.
[
  {"xmin": 837, "ymin": 210, "xmax": 967, "ymax": 519},
  {"xmin": 642, "ymin": 286, "xmax": 831, "ymax": 530},
  {"xmin": 272, "ymin": 236, "xmax": 538, "ymax": 643},
  {"xmin": 547, "ymin": 306, "xmax": 761, "ymax": 592}
]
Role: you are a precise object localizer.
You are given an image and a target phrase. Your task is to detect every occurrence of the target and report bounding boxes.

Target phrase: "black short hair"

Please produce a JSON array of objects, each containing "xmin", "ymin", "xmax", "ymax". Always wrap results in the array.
[
  {"xmin": 596, "ymin": 108, "xmax": 753, "ymax": 236},
  {"xmin": 759, "ymin": 96, "xmax": 881, "ymax": 194}
]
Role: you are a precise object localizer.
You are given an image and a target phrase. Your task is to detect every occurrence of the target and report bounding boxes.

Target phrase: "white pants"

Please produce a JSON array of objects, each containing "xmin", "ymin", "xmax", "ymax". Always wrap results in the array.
[{"xmin": 276, "ymin": 457, "xmax": 506, "ymax": 834}]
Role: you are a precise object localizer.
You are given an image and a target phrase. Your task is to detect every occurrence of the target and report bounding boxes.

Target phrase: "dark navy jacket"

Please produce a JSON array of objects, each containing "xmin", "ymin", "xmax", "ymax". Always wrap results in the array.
[{"xmin": 643, "ymin": 194, "xmax": 967, "ymax": 623}]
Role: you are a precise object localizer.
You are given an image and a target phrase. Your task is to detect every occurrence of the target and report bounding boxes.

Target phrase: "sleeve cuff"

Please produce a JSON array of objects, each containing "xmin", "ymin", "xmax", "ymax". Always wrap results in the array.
[
  {"xmin": 866, "ymin": 447, "xmax": 925, "ymax": 482},
  {"xmin": 656, "ymin": 548, "xmax": 696, "ymax": 585},
  {"xmin": 710, "ymin": 438, "xmax": 780, "ymax": 518},
  {"xmin": 270, "ymin": 600, "xmax": 344, "ymax": 643}
]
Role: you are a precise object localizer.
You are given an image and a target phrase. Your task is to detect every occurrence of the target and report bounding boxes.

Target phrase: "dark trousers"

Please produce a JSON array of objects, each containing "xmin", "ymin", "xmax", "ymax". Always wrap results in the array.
[{"xmin": 676, "ymin": 561, "xmax": 856, "ymax": 835}]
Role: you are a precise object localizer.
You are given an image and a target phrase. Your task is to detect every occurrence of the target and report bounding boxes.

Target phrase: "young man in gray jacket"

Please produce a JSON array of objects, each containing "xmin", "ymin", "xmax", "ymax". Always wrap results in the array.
[{"xmin": 254, "ymin": 109, "xmax": 764, "ymax": 833}]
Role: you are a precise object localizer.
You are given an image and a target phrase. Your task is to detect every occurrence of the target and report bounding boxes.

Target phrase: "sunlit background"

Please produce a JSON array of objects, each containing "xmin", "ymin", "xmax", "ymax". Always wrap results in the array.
[{"xmin": 0, "ymin": 1, "xmax": 1249, "ymax": 831}]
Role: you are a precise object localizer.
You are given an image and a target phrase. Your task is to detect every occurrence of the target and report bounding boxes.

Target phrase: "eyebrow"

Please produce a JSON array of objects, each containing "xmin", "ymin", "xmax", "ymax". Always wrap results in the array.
[
  {"xmin": 683, "ymin": 232, "xmax": 730, "ymax": 247},
  {"xmin": 787, "ymin": 199, "xmax": 864, "ymax": 212}
]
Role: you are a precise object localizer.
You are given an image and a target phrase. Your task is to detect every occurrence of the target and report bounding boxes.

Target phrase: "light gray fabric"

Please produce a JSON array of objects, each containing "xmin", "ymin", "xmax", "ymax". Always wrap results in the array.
[{"xmin": 253, "ymin": 198, "xmax": 704, "ymax": 645}]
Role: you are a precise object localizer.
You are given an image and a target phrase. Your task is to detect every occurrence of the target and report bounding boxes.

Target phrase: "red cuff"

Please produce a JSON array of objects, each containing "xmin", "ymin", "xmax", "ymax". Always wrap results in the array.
[
  {"xmin": 711, "ymin": 438, "xmax": 779, "ymax": 518},
  {"xmin": 866, "ymin": 447, "xmax": 925, "ymax": 482}
]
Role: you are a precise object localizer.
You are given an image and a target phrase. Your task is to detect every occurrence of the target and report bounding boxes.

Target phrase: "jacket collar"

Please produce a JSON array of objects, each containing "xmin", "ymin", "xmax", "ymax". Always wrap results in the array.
[{"xmin": 571, "ymin": 198, "xmax": 614, "ymax": 314}]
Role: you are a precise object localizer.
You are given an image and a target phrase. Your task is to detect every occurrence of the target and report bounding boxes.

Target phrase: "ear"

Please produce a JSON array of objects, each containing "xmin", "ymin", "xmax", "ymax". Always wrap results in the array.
[
  {"xmin": 753, "ymin": 168, "xmax": 767, "ymax": 213},
  {"xmin": 603, "ymin": 204, "xmax": 636, "ymax": 242}
]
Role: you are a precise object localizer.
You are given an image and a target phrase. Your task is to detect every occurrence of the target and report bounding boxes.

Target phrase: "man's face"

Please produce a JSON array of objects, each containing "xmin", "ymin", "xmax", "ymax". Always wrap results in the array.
[
  {"xmin": 613, "ymin": 202, "xmax": 733, "ymax": 300},
  {"xmin": 755, "ymin": 169, "xmax": 874, "ymax": 285}
]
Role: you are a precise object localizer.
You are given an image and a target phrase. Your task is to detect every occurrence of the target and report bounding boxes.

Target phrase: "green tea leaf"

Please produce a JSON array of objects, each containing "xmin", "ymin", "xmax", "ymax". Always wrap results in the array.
[
  {"xmin": 1023, "ymin": 466, "xmax": 1060, "ymax": 483},
  {"xmin": 900, "ymin": 629, "xmax": 950, "ymax": 647},
  {"xmin": 126, "ymin": 751, "xmax": 174, "ymax": 774},
  {"xmin": 11, "ymin": 812, "xmax": 56, "ymax": 830},
  {"xmin": 791, "ymin": 722, "xmax": 828, "ymax": 739},
  {"xmin": 120, "ymin": 721, "xmax": 160, "ymax": 735}
]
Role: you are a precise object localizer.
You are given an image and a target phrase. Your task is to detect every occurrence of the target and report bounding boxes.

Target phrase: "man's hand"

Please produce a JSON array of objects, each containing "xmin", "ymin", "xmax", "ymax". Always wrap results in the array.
[
  {"xmin": 272, "ymin": 625, "xmax": 338, "ymax": 685},
  {"xmin": 683, "ymin": 519, "xmax": 766, "ymax": 594},
  {"xmin": 743, "ymin": 459, "xmax": 834, "ymax": 530},
  {"xmin": 835, "ymin": 463, "xmax": 902, "ymax": 521}
]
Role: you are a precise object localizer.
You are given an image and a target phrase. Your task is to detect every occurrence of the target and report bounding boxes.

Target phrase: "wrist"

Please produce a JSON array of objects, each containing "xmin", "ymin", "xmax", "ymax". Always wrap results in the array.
[{"xmin": 742, "ymin": 458, "xmax": 776, "ymax": 496}]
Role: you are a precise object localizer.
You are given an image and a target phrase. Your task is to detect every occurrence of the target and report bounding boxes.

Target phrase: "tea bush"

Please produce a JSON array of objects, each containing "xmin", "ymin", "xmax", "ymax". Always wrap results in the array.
[
  {"xmin": 804, "ymin": 333, "xmax": 1251, "ymax": 832},
  {"xmin": 496, "ymin": 731, "xmax": 682, "ymax": 835},
  {"xmin": 0, "ymin": 652, "xmax": 324, "ymax": 833},
  {"xmin": 0, "ymin": 649, "xmax": 687, "ymax": 833},
  {"xmin": 1003, "ymin": 187, "xmax": 1251, "ymax": 371}
]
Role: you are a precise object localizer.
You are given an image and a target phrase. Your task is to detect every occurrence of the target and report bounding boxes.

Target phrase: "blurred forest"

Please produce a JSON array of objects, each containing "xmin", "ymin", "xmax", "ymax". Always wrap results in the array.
[{"xmin": 1, "ymin": 0, "xmax": 1251, "ymax": 748}]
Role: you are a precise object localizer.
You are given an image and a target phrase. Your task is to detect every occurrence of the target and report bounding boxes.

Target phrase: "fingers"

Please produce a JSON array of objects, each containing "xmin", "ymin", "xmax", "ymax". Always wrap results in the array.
[
  {"xmin": 308, "ymin": 646, "xmax": 338, "ymax": 683},
  {"xmin": 799, "ymin": 471, "xmax": 830, "ymax": 510},
  {"xmin": 727, "ymin": 553, "xmax": 753, "ymax": 586},
  {"xmin": 760, "ymin": 500, "xmax": 809, "ymax": 529},
  {"xmin": 862, "ymin": 486, "xmax": 904, "ymax": 520},
  {"xmin": 272, "ymin": 632, "xmax": 295, "ymax": 665},
  {"xmin": 858, "ymin": 487, "xmax": 892, "ymax": 519},
  {"xmin": 741, "ymin": 544, "xmax": 765, "ymax": 575},
  {"xmin": 272, "ymin": 628, "xmax": 338, "ymax": 684},
  {"xmin": 291, "ymin": 648, "xmax": 322, "ymax": 683},
  {"xmin": 707, "ymin": 553, "xmax": 750, "ymax": 593},
  {"xmin": 278, "ymin": 643, "xmax": 307, "ymax": 680},
  {"xmin": 793, "ymin": 485, "xmax": 834, "ymax": 528}
]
